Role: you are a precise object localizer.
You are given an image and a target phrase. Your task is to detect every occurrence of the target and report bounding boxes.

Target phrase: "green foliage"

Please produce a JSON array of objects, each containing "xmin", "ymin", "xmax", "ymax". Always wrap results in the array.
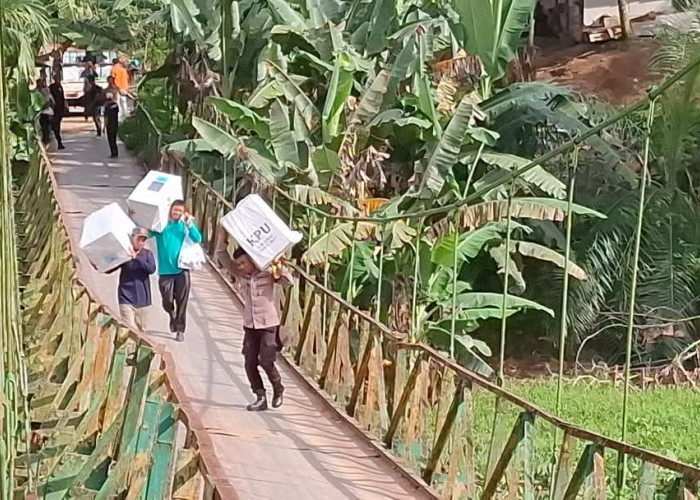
[
  {"xmin": 3, "ymin": 0, "xmax": 51, "ymax": 77},
  {"xmin": 452, "ymin": 0, "xmax": 535, "ymax": 83}
]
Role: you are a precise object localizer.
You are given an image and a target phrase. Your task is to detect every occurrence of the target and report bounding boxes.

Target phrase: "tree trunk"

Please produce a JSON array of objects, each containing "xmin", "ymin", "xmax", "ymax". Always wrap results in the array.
[{"xmin": 617, "ymin": 0, "xmax": 632, "ymax": 39}]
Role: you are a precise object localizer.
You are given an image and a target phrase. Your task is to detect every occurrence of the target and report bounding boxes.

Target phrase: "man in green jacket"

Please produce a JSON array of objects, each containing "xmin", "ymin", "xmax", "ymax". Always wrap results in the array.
[{"xmin": 152, "ymin": 200, "xmax": 203, "ymax": 342}]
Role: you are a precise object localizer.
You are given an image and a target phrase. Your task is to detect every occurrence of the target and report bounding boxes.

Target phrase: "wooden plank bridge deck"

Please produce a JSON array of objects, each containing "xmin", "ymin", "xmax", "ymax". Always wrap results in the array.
[{"xmin": 48, "ymin": 118, "xmax": 430, "ymax": 499}]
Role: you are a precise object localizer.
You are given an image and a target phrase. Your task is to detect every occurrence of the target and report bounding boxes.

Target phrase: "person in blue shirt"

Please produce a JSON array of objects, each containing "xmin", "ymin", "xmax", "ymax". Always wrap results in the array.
[
  {"xmin": 151, "ymin": 200, "xmax": 202, "ymax": 342},
  {"xmin": 106, "ymin": 227, "xmax": 156, "ymax": 333}
]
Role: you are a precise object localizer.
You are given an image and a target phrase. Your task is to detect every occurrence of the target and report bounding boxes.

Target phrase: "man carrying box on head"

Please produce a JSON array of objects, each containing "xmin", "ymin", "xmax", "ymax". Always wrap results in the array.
[
  {"xmin": 151, "ymin": 200, "xmax": 202, "ymax": 342},
  {"xmin": 230, "ymin": 247, "xmax": 292, "ymax": 411},
  {"xmin": 105, "ymin": 227, "xmax": 156, "ymax": 333}
]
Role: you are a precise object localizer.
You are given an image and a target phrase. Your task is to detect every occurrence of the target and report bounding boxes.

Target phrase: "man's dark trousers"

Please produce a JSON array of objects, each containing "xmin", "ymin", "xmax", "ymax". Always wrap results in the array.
[
  {"xmin": 39, "ymin": 115, "xmax": 52, "ymax": 144},
  {"xmin": 52, "ymin": 114, "xmax": 64, "ymax": 148},
  {"xmin": 106, "ymin": 124, "xmax": 118, "ymax": 157},
  {"xmin": 158, "ymin": 271, "xmax": 190, "ymax": 333},
  {"xmin": 243, "ymin": 326, "xmax": 283, "ymax": 395}
]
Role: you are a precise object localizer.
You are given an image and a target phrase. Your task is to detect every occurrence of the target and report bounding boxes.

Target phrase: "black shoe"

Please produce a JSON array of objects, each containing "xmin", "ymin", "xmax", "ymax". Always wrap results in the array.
[
  {"xmin": 109, "ymin": 154, "xmax": 118, "ymax": 158},
  {"xmin": 272, "ymin": 388, "xmax": 284, "ymax": 408},
  {"xmin": 175, "ymin": 331, "xmax": 184, "ymax": 342},
  {"xmin": 247, "ymin": 393, "xmax": 268, "ymax": 412},
  {"xmin": 57, "ymin": 144, "xmax": 65, "ymax": 150}
]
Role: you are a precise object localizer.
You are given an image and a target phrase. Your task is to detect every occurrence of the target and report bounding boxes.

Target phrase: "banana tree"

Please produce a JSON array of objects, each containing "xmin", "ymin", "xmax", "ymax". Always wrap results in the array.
[{"xmin": 451, "ymin": 0, "xmax": 535, "ymax": 97}]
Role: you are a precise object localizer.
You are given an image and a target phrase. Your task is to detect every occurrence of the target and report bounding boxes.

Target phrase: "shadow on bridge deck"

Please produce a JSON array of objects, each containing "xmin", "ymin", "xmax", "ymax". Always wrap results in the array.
[{"xmin": 47, "ymin": 118, "xmax": 432, "ymax": 500}]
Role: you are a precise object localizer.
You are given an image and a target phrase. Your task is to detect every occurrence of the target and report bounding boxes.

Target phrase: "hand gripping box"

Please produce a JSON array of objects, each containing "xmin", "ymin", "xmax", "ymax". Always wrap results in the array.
[
  {"xmin": 79, "ymin": 203, "xmax": 136, "ymax": 273},
  {"xmin": 220, "ymin": 194, "xmax": 302, "ymax": 270},
  {"xmin": 127, "ymin": 171, "xmax": 183, "ymax": 232}
]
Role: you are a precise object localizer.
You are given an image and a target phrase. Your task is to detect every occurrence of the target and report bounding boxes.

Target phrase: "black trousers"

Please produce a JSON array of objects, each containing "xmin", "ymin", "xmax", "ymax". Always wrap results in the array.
[
  {"xmin": 243, "ymin": 326, "xmax": 283, "ymax": 395},
  {"xmin": 93, "ymin": 109, "xmax": 102, "ymax": 136},
  {"xmin": 158, "ymin": 271, "xmax": 190, "ymax": 333},
  {"xmin": 39, "ymin": 115, "xmax": 52, "ymax": 145},
  {"xmin": 52, "ymin": 115, "xmax": 64, "ymax": 147},
  {"xmin": 106, "ymin": 124, "xmax": 118, "ymax": 157}
]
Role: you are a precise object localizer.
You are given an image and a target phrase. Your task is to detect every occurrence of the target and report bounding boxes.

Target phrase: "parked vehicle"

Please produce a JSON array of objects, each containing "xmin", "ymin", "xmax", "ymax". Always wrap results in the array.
[{"xmin": 58, "ymin": 49, "xmax": 120, "ymax": 112}]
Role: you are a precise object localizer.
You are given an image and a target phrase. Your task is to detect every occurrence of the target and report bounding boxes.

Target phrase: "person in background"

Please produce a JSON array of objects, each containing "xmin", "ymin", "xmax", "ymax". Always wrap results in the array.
[
  {"xmin": 51, "ymin": 49, "xmax": 63, "ymax": 82},
  {"xmin": 104, "ymin": 92, "xmax": 120, "ymax": 158},
  {"xmin": 105, "ymin": 227, "xmax": 156, "ymax": 333},
  {"xmin": 36, "ymin": 79, "xmax": 54, "ymax": 146},
  {"xmin": 48, "ymin": 74, "xmax": 68, "ymax": 150},
  {"xmin": 106, "ymin": 75, "xmax": 119, "ymax": 96},
  {"xmin": 84, "ymin": 79, "xmax": 106, "ymax": 136},
  {"xmin": 80, "ymin": 60, "xmax": 97, "ymax": 93},
  {"xmin": 151, "ymin": 200, "xmax": 202, "ymax": 342},
  {"xmin": 110, "ymin": 57, "xmax": 131, "ymax": 120},
  {"xmin": 128, "ymin": 59, "xmax": 140, "ymax": 85},
  {"xmin": 231, "ymin": 248, "xmax": 291, "ymax": 411}
]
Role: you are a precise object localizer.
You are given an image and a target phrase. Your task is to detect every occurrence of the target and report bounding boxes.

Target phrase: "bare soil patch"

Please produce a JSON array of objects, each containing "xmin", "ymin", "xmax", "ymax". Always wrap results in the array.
[{"xmin": 535, "ymin": 39, "xmax": 661, "ymax": 106}]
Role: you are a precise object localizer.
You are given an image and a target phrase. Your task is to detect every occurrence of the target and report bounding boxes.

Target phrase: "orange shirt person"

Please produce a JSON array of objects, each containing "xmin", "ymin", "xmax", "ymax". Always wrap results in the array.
[
  {"xmin": 110, "ymin": 58, "xmax": 131, "ymax": 121},
  {"xmin": 110, "ymin": 59, "xmax": 130, "ymax": 92}
]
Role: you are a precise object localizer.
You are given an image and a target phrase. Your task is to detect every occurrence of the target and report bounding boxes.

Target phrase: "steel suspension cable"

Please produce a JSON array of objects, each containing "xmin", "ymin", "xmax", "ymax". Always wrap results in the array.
[
  {"xmin": 555, "ymin": 147, "xmax": 579, "ymax": 416},
  {"xmin": 618, "ymin": 98, "xmax": 657, "ymax": 491},
  {"xmin": 497, "ymin": 183, "xmax": 515, "ymax": 386}
]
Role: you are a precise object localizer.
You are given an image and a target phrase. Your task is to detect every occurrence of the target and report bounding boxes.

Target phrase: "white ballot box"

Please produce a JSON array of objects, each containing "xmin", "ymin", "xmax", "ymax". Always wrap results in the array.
[
  {"xmin": 221, "ymin": 194, "xmax": 302, "ymax": 270},
  {"xmin": 79, "ymin": 203, "xmax": 136, "ymax": 273},
  {"xmin": 127, "ymin": 171, "xmax": 183, "ymax": 232}
]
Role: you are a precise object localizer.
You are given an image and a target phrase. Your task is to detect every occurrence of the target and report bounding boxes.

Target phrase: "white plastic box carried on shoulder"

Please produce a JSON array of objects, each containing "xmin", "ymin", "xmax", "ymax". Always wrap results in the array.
[
  {"xmin": 127, "ymin": 171, "xmax": 183, "ymax": 232},
  {"xmin": 220, "ymin": 194, "xmax": 302, "ymax": 270},
  {"xmin": 79, "ymin": 203, "xmax": 136, "ymax": 273}
]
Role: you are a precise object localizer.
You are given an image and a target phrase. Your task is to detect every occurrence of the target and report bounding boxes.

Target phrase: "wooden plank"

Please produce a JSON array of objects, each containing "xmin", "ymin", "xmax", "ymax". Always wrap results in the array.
[
  {"xmin": 144, "ymin": 404, "xmax": 178, "ymax": 500},
  {"xmin": 422, "ymin": 381, "xmax": 464, "ymax": 485},
  {"xmin": 75, "ymin": 306, "xmax": 104, "ymax": 412},
  {"xmin": 485, "ymin": 396, "xmax": 507, "ymax": 482},
  {"xmin": 346, "ymin": 329, "xmax": 376, "ymax": 417},
  {"xmin": 172, "ymin": 448, "xmax": 204, "ymax": 500},
  {"xmin": 102, "ymin": 344, "xmax": 128, "ymax": 430},
  {"xmin": 404, "ymin": 357, "xmax": 428, "ymax": 464},
  {"xmin": 391, "ymin": 349, "xmax": 408, "ymax": 421},
  {"xmin": 294, "ymin": 291, "xmax": 316, "ymax": 365},
  {"xmin": 384, "ymin": 352, "xmax": 424, "ymax": 448},
  {"xmin": 563, "ymin": 444, "xmax": 601, "ymax": 500},
  {"xmin": 42, "ymin": 409, "xmax": 125, "ymax": 499},
  {"xmin": 522, "ymin": 410, "xmax": 536, "ymax": 500},
  {"xmin": 374, "ymin": 335, "xmax": 389, "ymax": 433},
  {"xmin": 552, "ymin": 432, "xmax": 576, "ymax": 500},
  {"xmin": 681, "ymin": 478, "xmax": 699, "ymax": 500},
  {"xmin": 312, "ymin": 299, "xmax": 327, "ymax": 375},
  {"xmin": 637, "ymin": 462, "xmax": 658, "ymax": 500},
  {"xmin": 480, "ymin": 412, "xmax": 532, "ymax": 500},
  {"xmin": 116, "ymin": 345, "xmax": 153, "ymax": 457},
  {"xmin": 442, "ymin": 383, "xmax": 466, "ymax": 500},
  {"xmin": 463, "ymin": 382, "xmax": 475, "ymax": 499},
  {"xmin": 336, "ymin": 312, "xmax": 355, "ymax": 402},
  {"xmin": 123, "ymin": 398, "xmax": 164, "ymax": 499},
  {"xmin": 41, "ymin": 453, "xmax": 89, "ymax": 499},
  {"xmin": 92, "ymin": 347, "xmax": 155, "ymax": 499},
  {"xmin": 48, "ymin": 342, "xmax": 85, "ymax": 412},
  {"xmin": 318, "ymin": 309, "xmax": 343, "ymax": 389}
]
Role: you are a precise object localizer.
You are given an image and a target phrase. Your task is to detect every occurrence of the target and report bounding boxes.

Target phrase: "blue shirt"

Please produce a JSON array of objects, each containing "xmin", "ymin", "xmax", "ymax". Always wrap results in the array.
[
  {"xmin": 108, "ymin": 249, "xmax": 156, "ymax": 307},
  {"xmin": 152, "ymin": 219, "xmax": 203, "ymax": 275}
]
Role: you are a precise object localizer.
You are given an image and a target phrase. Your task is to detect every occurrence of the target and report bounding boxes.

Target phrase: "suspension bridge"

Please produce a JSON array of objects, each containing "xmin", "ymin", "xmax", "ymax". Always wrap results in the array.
[{"xmin": 6, "ymin": 66, "xmax": 700, "ymax": 498}]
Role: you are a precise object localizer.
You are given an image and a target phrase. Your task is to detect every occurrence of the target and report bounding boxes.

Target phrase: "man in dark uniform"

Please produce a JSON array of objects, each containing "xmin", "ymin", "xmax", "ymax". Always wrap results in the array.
[
  {"xmin": 104, "ymin": 92, "xmax": 120, "ymax": 158},
  {"xmin": 48, "ymin": 75, "xmax": 68, "ymax": 150}
]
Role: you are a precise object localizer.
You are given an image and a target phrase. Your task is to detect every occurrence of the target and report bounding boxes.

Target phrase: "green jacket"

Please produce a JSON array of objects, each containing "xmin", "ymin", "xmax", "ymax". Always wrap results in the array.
[{"xmin": 152, "ymin": 220, "xmax": 202, "ymax": 275}]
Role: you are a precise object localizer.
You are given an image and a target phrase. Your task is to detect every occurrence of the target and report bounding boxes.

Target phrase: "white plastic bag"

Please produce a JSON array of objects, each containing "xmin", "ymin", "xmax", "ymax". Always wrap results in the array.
[
  {"xmin": 220, "ymin": 194, "xmax": 302, "ymax": 270},
  {"xmin": 177, "ymin": 227, "xmax": 206, "ymax": 271}
]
